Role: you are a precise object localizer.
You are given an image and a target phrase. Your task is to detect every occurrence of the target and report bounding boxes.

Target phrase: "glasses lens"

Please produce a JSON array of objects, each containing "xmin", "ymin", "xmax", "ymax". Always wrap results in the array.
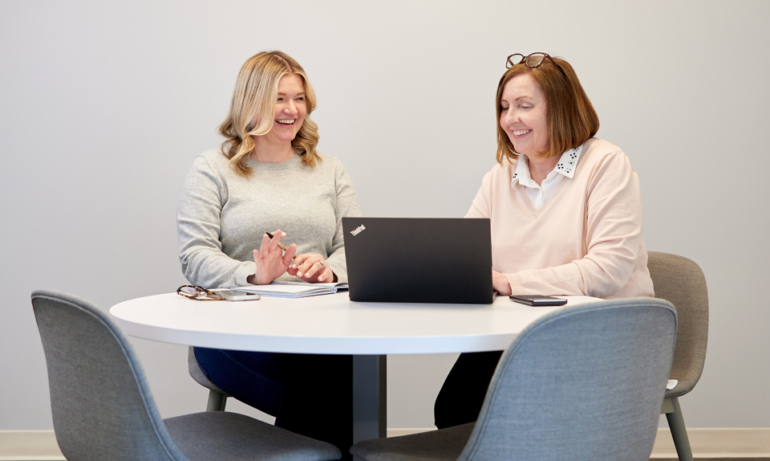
[
  {"xmin": 506, "ymin": 53, "xmax": 524, "ymax": 69},
  {"xmin": 178, "ymin": 285, "xmax": 207, "ymax": 299},
  {"xmin": 525, "ymin": 53, "xmax": 547, "ymax": 68},
  {"xmin": 177, "ymin": 285, "xmax": 224, "ymax": 301}
]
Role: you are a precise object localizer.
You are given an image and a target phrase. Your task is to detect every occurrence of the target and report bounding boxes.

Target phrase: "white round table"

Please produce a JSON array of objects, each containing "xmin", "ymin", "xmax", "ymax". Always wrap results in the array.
[{"xmin": 110, "ymin": 292, "xmax": 599, "ymax": 443}]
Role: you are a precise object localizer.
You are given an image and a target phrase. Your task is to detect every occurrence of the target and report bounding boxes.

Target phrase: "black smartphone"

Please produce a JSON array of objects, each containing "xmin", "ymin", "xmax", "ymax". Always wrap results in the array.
[{"xmin": 509, "ymin": 295, "xmax": 567, "ymax": 306}]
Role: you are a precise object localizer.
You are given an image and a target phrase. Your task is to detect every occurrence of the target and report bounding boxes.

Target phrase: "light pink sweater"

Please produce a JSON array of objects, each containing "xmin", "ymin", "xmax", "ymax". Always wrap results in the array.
[{"xmin": 467, "ymin": 138, "xmax": 654, "ymax": 299}]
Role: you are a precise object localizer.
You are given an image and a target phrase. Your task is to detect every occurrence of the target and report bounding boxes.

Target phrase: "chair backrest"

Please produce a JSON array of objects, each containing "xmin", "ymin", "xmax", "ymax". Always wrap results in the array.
[
  {"xmin": 32, "ymin": 290, "xmax": 188, "ymax": 461},
  {"xmin": 647, "ymin": 251, "xmax": 709, "ymax": 396},
  {"xmin": 458, "ymin": 298, "xmax": 677, "ymax": 461}
]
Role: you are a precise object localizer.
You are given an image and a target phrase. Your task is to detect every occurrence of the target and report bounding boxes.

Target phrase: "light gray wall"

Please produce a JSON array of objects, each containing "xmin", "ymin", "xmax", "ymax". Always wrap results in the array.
[{"xmin": 2, "ymin": 0, "xmax": 769, "ymax": 430}]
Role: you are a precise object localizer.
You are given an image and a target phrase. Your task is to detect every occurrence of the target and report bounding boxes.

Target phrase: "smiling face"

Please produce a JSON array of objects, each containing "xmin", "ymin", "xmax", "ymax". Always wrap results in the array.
[
  {"xmin": 499, "ymin": 73, "xmax": 550, "ymax": 158},
  {"xmin": 262, "ymin": 73, "xmax": 307, "ymax": 147},
  {"xmin": 273, "ymin": 73, "xmax": 307, "ymax": 141}
]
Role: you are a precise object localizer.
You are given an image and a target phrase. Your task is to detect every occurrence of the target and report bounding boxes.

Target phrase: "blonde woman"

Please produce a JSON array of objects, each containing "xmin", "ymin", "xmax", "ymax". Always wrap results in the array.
[{"xmin": 177, "ymin": 51, "xmax": 360, "ymax": 454}]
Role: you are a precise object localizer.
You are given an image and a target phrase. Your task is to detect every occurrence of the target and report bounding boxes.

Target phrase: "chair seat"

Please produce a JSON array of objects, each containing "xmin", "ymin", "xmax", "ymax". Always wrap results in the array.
[
  {"xmin": 165, "ymin": 412, "xmax": 341, "ymax": 461},
  {"xmin": 188, "ymin": 346, "xmax": 230, "ymax": 411},
  {"xmin": 350, "ymin": 424, "xmax": 474, "ymax": 461},
  {"xmin": 188, "ymin": 347, "xmax": 229, "ymax": 396},
  {"xmin": 664, "ymin": 377, "xmax": 694, "ymax": 399}
]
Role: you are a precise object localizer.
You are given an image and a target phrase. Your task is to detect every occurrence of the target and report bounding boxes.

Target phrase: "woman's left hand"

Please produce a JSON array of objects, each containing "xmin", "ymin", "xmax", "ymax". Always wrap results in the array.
[
  {"xmin": 492, "ymin": 270, "xmax": 512, "ymax": 296},
  {"xmin": 288, "ymin": 253, "xmax": 335, "ymax": 283}
]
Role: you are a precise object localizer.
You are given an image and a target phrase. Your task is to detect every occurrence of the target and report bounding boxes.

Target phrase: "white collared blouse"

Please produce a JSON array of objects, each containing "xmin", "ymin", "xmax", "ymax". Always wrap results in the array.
[{"xmin": 511, "ymin": 145, "xmax": 583, "ymax": 209}]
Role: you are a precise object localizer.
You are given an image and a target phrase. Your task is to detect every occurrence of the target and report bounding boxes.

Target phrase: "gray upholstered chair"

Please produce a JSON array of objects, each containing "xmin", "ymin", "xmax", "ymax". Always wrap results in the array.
[
  {"xmin": 31, "ymin": 289, "xmax": 341, "ymax": 461},
  {"xmin": 188, "ymin": 347, "xmax": 230, "ymax": 411},
  {"xmin": 648, "ymin": 251, "xmax": 709, "ymax": 461},
  {"xmin": 350, "ymin": 298, "xmax": 678, "ymax": 461}
]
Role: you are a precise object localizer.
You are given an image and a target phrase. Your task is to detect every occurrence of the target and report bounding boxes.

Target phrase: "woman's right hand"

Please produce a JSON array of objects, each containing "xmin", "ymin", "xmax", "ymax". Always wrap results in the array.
[
  {"xmin": 248, "ymin": 230, "xmax": 297, "ymax": 285},
  {"xmin": 492, "ymin": 270, "xmax": 512, "ymax": 296}
]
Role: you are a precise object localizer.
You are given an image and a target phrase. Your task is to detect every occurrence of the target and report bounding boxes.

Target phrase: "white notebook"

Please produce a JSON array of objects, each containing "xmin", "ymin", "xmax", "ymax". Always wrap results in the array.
[{"xmin": 231, "ymin": 281, "xmax": 348, "ymax": 298}]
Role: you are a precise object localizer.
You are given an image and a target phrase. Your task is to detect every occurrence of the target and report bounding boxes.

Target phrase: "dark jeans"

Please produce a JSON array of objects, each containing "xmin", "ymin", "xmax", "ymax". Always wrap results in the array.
[
  {"xmin": 434, "ymin": 350, "xmax": 503, "ymax": 429},
  {"xmin": 194, "ymin": 347, "xmax": 353, "ymax": 456}
]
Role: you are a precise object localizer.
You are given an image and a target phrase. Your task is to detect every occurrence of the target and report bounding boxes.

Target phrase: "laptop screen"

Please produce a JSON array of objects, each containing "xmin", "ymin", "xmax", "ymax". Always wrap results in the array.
[{"xmin": 342, "ymin": 217, "xmax": 494, "ymax": 304}]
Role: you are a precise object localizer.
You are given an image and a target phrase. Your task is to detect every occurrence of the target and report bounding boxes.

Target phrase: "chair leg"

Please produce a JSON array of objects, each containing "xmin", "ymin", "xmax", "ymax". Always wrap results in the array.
[
  {"xmin": 206, "ymin": 389, "xmax": 227, "ymax": 412},
  {"xmin": 665, "ymin": 397, "xmax": 693, "ymax": 461}
]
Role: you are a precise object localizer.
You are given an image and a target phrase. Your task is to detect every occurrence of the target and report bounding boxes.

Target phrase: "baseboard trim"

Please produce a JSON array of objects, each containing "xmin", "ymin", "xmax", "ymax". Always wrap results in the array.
[
  {"xmin": 0, "ymin": 431, "xmax": 64, "ymax": 461},
  {"xmin": 387, "ymin": 427, "xmax": 770, "ymax": 458},
  {"xmin": 648, "ymin": 427, "xmax": 770, "ymax": 458},
  {"xmin": 2, "ymin": 428, "xmax": 769, "ymax": 459}
]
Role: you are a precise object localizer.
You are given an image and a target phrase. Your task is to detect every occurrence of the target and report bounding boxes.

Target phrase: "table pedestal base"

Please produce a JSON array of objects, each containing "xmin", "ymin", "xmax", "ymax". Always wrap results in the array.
[{"xmin": 352, "ymin": 355, "xmax": 387, "ymax": 443}]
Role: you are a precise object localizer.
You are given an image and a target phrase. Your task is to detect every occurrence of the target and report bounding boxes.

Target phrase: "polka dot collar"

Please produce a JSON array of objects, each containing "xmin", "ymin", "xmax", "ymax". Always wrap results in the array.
[
  {"xmin": 511, "ymin": 144, "xmax": 584, "ymax": 185},
  {"xmin": 554, "ymin": 145, "xmax": 583, "ymax": 177}
]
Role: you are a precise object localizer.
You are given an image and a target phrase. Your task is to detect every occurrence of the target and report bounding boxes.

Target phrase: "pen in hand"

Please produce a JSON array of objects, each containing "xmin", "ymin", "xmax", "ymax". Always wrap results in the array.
[{"xmin": 265, "ymin": 232, "xmax": 289, "ymax": 252}]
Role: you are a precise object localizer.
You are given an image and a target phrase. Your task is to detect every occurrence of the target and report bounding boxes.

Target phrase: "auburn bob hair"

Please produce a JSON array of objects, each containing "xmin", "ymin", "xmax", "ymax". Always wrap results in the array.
[{"xmin": 495, "ymin": 55, "xmax": 599, "ymax": 163}]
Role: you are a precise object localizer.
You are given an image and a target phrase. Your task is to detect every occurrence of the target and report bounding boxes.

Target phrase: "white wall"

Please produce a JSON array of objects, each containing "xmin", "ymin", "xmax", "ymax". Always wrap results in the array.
[{"xmin": 2, "ymin": 0, "xmax": 769, "ymax": 430}]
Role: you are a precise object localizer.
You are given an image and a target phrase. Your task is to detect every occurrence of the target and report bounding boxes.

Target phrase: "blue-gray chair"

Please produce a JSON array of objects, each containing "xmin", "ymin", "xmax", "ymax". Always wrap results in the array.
[
  {"xmin": 188, "ymin": 347, "xmax": 229, "ymax": 411},
  {"xmin": 350, "ymin": 298, "xmax": 677, "ymax": 461},
  {"xmin": 647, "ymin": 251, "xmax": 709, "ymax": 461},
  {"xmin": 32, "ymin": 289, "xmax": 341, "ymax": 461}
]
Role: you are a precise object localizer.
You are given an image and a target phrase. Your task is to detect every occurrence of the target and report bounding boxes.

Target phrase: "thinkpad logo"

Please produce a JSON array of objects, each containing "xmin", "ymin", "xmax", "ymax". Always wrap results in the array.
[{"xmin": 350, "ymin": 225, "xmax": 366, "ymax": 236}]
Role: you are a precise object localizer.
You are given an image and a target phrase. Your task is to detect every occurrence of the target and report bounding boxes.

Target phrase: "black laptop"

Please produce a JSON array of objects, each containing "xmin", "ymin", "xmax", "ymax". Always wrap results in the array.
[{"xmin": 342, "ymin": 217, "xmax": 495, "ymax": 304}]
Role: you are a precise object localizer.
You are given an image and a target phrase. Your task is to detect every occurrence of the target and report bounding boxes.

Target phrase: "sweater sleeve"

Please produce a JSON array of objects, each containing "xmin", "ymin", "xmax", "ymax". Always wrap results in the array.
[
  {"xmin": 177, "ymin": 155, "xmax": 256, "ymax": 288},
  {"xmin": 505, "ymin": 151, "xmax": 645, "ymax": 297},
  {"xmin": 466, "ymin": 171, "xmax": 493, "ymax": 219},
  {"xmin": 325, "ymin": 159, "xmax": 362, "ymax": 282}
]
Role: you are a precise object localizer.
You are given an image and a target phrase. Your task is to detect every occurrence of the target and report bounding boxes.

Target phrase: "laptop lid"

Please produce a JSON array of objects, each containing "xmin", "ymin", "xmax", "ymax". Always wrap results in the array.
[{"xmin": 342, "ymin": 217, "xmax": 494, "ymax": 304}]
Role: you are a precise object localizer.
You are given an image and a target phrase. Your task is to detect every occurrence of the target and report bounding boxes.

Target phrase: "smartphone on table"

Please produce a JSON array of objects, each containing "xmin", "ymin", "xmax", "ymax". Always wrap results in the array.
[
  {"xmin": 210, "ymin": 289, "xmax": 262, "ymax": 302},
  {"xmin": 509, "ymin": 295, "xmax": 567, "ymax": 306}
]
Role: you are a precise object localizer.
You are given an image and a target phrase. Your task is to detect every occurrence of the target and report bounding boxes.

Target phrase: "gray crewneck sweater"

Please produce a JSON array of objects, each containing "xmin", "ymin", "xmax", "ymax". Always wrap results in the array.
[{"xmin": 177, "ymin": 149, "xmax": 361, "ymax": 288}]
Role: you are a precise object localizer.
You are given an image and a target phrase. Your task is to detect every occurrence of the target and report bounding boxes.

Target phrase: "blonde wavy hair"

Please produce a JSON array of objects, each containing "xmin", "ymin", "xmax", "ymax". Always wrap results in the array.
[{"xmin": 219, "ymin": 51, "xmax": 320, "ymax": 176}]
